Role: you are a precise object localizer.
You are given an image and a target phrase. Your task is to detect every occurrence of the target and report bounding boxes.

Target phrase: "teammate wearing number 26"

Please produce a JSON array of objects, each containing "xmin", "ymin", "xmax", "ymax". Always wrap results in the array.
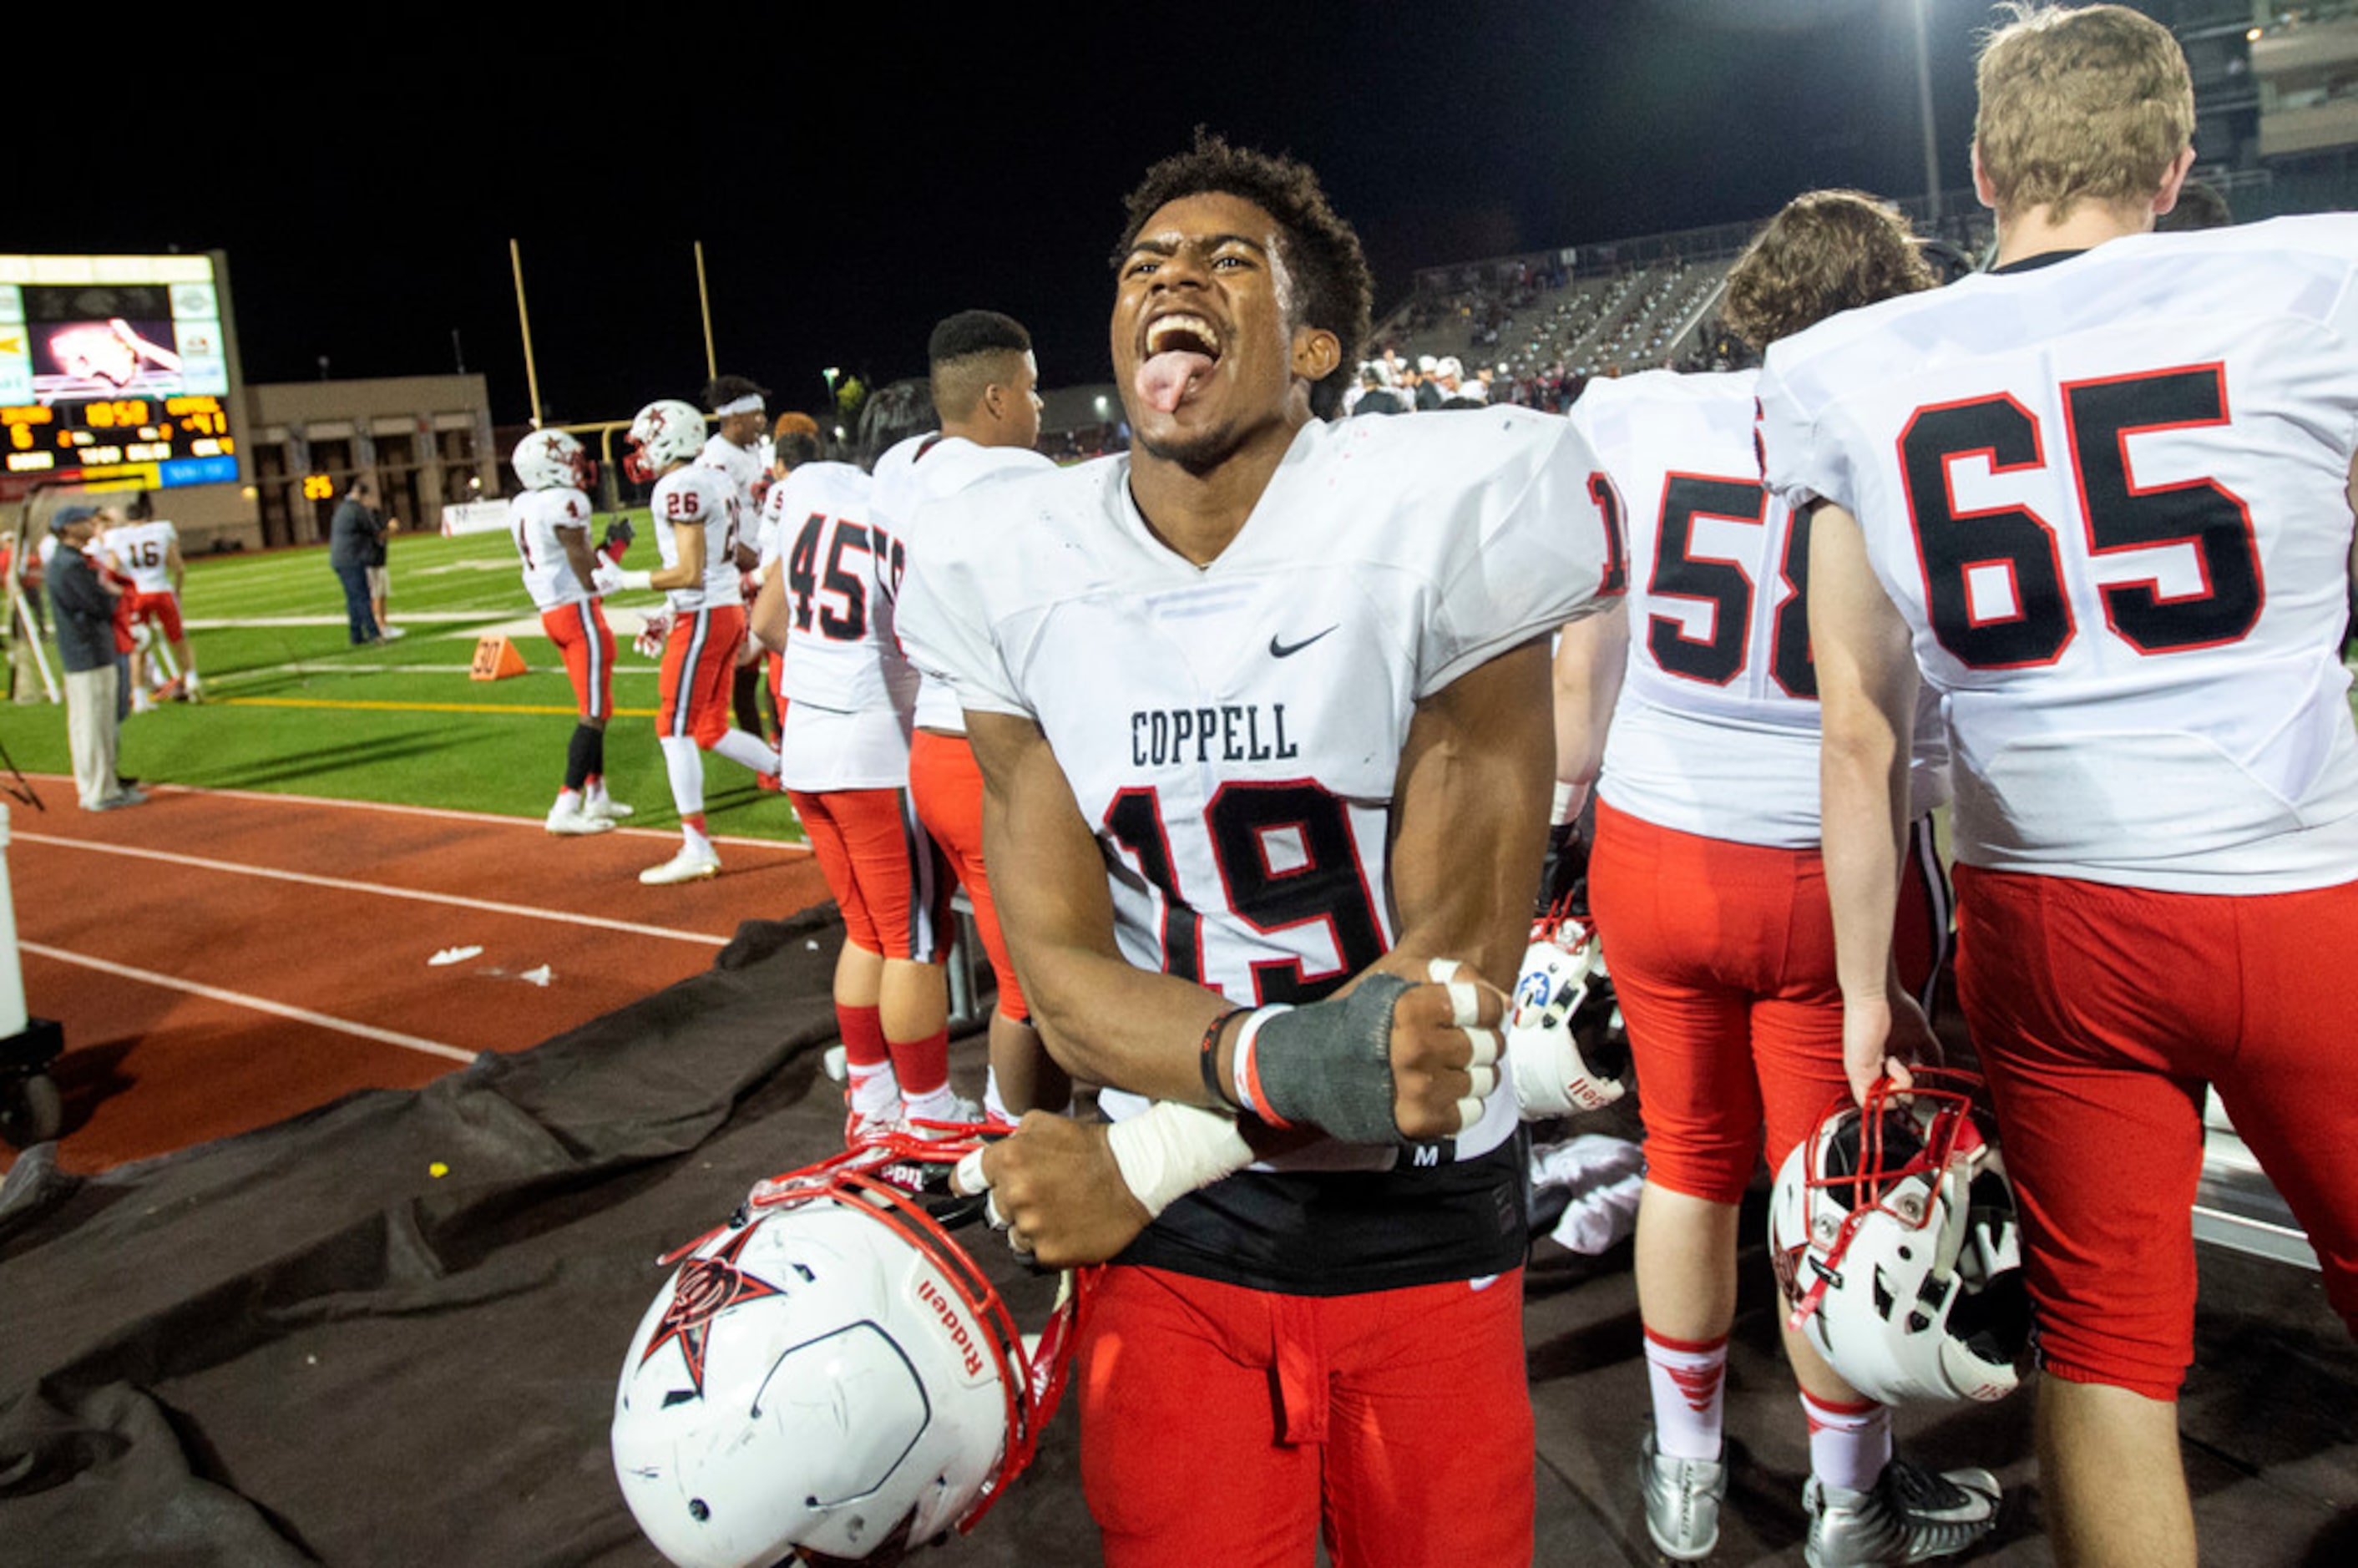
[
  {"xmin": 898, "ymin": 134, "xmax": 1620, "ymax": 1565},
  {"xmin": 622, "ymin": 399, "xmax": 777, "ymax": 886},
  {"xmin": 1754, "ymin": 8, "xmax": 2358, "ymax": 1565}
]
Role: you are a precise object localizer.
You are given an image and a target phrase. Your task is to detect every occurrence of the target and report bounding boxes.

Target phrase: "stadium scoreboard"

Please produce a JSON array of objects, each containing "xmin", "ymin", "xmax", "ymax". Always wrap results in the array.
[{"xmin": 1, "ymin": 253, "xmax": 242, "ymax": 493}]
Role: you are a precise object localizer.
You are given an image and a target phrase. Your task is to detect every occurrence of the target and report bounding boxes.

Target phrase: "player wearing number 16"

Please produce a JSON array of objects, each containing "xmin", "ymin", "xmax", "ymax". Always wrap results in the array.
[
  {"xmin": 1754, "ymin": 8, "xmax": 2358, "ymax": 1565},
  {"xmin": 897, "ymin": 134, "xmax": 1622, "ymax": 1565}
]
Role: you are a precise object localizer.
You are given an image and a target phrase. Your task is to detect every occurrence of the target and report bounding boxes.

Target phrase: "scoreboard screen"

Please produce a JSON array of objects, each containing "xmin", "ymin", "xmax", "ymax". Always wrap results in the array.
[{"xmin": 1, "ymin": 254, "xmax": 240, "ymax": 491}]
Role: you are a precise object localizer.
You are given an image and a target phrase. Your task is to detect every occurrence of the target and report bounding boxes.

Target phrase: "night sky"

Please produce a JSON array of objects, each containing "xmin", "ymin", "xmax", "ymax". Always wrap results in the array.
[{"xmin": 21, "ymin": 0, "xmax": 2012, "ymax": 426}]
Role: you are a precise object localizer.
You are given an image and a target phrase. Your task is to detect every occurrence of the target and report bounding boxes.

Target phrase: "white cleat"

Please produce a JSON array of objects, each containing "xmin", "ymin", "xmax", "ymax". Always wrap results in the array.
[
  {"xmin": 639, "ymin": 843, "xmax": 721, "ymax": 885},
  {"xmin": 545, "ymin": 804, "xmax": 615, "ymax": 837},
  {"xmin": 584, "ymin": 795, "xmax": 635, "ymax": 819}
]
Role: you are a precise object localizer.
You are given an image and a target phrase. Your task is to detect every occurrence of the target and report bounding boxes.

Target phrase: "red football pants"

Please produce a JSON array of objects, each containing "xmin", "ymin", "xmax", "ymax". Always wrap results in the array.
[
  {"xmin": 790, "ymin": 786, "xmax": 952, "ymax": 963},
  {"xmin": 909, "ymin": 729, "xmax": 1028, "ymax": 1021},
  {"xmin": 1589, "ymin": 801, "xmax": 1950, "ymax": 1202},
  {"xmin": 1077, "ymin": 1264, "xmax": 1534, "ymax": 1568},
  {"xmin": 1955, "ymin": 863, "xmax": 2358, "ymax": 1399}
]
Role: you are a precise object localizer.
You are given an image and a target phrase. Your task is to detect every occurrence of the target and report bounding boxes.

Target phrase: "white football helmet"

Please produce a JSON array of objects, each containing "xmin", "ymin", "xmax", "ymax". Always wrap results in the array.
[
  {"xmin": 1509, "ymin": 908, "xmax": 1628, "ymax": 1116},
  {"xmin": 1769, "ymin": 1070, "xmax": 2032, "ymax": 1405},
  {"xmin": 614, "ymin": 1144, "xmax": 1078, "ymax": 1568},
  {"xmin": 513, "ymin": 427, "xmax": 595, "ymax": 491},
  {"xmin": 628, "ymin": 399, "xmax": 707, "ymax": 479}
]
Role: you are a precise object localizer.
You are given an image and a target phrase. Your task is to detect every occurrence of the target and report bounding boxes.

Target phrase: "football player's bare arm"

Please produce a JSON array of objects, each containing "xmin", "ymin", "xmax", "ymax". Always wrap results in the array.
[
  {"xmin": 166, "ymin": 539, "xmax": 185, "ymax": 596},
  {"xmin": 746, "ymin": 569, "xmax": 791, "ymax": 654},
  {"xmin": 650, "ymin": 521, "xmax": 703, "ymax": 591},
  {"xmin": 966, "ymin": 708, "xmax": 1232, "ymax": 1103},
  {"xmin": 1551, "ymin": 602, "xmax": 1630, "ymax": 822},
  {"xmin": 556, "ymin": 526, "xmax": 601, "ymax": 594},
  {"xmin": 1383, "ymin": 637, "xmax": 1555, "ymax": 992},
  {"xmin": 1807, "ymin": 501, "xmax": 1936, "ymax": 1102}
]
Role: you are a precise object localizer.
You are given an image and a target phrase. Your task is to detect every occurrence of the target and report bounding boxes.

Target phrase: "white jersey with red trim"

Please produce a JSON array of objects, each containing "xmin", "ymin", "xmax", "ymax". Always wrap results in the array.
[
  {"xmin": 509, "ymin": 487, "xmax": 596, "ymax": 610},
  {"xmin": 1758, "ymin": 215, "xmax": 2358, "ymax": 893},
  {"xmin": 1573, "ymin": 369, "xmax": 1947, "ymax": 847},
  {"xmin": 899, "ymin": 407, "xmax": 1621, "ymax": 1171},
  {"xmin": 872, "ymin": 431, "xmax": 1058, "ymax": 734},
  {"xmin": 650, "ymin": 465, "xmax": 742, "ymax": 612},
  {"xmin": 103, "ymin": 520, "xmax": 178, "ymax": 596},
  {"xmin": 698, "ymin": 432, "xmax": 767, "ymax": 523}
]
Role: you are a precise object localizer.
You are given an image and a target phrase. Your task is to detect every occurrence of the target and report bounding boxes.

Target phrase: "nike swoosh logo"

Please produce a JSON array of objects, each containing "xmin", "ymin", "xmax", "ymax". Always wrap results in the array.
[{"xmin": 1269, "ymin": 626, "xmax": 1337, "ymax": 659}]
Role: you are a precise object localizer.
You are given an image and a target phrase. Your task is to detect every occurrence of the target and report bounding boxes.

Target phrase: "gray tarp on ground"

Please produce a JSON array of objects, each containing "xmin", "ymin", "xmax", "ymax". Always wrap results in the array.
[{"xmin": 4, "ymin": 909, "xmax": 2355, "ymax": 1566}]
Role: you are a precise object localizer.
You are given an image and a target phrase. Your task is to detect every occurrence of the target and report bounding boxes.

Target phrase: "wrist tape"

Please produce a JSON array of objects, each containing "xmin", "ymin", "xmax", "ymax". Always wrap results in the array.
[
  {"xmin": 1106, "ymin": 1102, "xmax": 1257, "ymax": 1218},
  {"xmin": 1244, "ymin": 972, "xmax": 1414, "ymax": 1145}
]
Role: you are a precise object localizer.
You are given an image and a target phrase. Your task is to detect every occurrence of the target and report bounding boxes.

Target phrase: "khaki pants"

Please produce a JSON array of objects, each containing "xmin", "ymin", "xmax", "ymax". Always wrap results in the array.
[{"xmin": 64, "ymin": 663, "xmax": 122, "ymax": 809}]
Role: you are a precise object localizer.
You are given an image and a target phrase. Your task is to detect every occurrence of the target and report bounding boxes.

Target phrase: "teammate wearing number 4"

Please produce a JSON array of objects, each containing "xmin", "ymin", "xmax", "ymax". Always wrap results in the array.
[
  {"xmin": 1559, "ymin": 192, "xmax": 1996, "ymax": 1566},
  {"xmin": 509, "ymin": 428, "xmax": 630, "ymax": 834},
  {"xmin": 1754, "ymin": 8, "xmax": 2358, "ymax": 1565},
  {"xmin": 616, "ymin": 400, "xmax": 777, "ymax": 885},
  {"xmin": 898, "ymin": 134, "xmax": 1621, "ymax": 1565}
]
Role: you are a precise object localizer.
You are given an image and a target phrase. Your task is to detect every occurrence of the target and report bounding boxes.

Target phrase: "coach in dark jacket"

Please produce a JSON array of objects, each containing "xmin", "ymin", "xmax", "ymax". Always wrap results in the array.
[
  {"xmin": 46, "ymin": 506, "xmax": 144, "ymax": 811},
  {"xmin": 327, "ymin": 477, "xmax": 387, "ymax": 645}
]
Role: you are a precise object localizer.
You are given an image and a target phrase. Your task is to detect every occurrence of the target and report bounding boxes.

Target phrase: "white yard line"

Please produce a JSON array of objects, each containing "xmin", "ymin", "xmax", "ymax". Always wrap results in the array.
[
  {"xmin": 18, "ymin": 776, "xmax": 802, "ymax": 854},
  {"xmin": 13, "ymin": 832, "xmax": 732, "ymax": 946},
  {"xmin": 18, "ymin": 942, "xmax": 478, "ymax": 1064}
]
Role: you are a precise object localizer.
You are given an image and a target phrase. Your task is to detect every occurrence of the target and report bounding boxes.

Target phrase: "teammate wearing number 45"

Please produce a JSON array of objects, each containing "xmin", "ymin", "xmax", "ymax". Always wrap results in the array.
[
  {"xmin": 509, "ymin": 428, "xmax": 630, "ymax": 835},
  {"xmin": 748, "ymin": 382, "xmax": 966, "ymax": 1141},
  {"xmin": 617, "ymin": 400, "xmax": 777, "ymax": 885},
  {"xmin": 898, "ymin": 134, "xmax": 1620, "ymax": 1565},
  {"xmin": 1755, "ymin": 8, "xmax": 2358, "ymax": 1565}
]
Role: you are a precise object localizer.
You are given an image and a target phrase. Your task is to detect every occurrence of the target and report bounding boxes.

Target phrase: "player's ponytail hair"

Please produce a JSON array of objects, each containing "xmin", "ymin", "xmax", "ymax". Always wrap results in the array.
[{"xmin": 1723, "ymin": 190, "xmax": 1940, "ymax": 353}]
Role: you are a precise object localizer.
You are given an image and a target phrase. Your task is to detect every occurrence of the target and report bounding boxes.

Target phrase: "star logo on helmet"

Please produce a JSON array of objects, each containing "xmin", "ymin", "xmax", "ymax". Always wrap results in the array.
[{"xmin": 637, "ymin": 1224, "xmax": 785, "ymax": 1398}]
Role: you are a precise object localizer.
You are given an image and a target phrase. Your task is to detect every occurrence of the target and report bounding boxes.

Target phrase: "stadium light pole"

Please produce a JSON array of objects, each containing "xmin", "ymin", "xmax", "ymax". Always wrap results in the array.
[{"xmin": 1914, "ymin": 0, "xmax": 1943, "ymax": 224}]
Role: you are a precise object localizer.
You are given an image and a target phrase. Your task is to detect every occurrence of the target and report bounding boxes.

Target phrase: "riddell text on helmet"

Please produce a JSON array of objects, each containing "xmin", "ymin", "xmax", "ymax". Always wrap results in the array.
[{"xmin": 915, "ymin": 1277, "xmax": 986, "ymax": 1380}]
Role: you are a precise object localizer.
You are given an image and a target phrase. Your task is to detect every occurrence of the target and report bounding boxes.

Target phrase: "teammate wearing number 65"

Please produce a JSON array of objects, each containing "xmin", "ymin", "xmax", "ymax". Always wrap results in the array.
[
  {"xmin": 898, "ymin": 134, "xmax": 1622, "ymax": 1566},
  {"xmin": 1755, "ymin": 8, "xmax": 2358, "ymax": 1565}
]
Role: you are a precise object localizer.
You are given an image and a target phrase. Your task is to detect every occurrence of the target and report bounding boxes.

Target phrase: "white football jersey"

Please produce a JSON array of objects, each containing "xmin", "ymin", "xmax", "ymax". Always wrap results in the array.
[
  {"xmin": 899, "ymin": 408, "xmax": 1621, "ymax": 1165},
  {"xmin": 650, "ymin": 466, "xmax": 742, "ymax": 612},
  {"xmin": 770, "ymin": 460, "xmax": 914, "ymax": 716},
  {"xmin": 1758, "ymin": 215, "xmax": 2358, "ymax": 892},
  {"xmin": 697, "ymin": 432, "xmax": 767, "ymax": 522},
  {"xmin": 1572, "ymin": 370, "xmax": 1946, "ymax": 847},
  {"xmin": 509, "ymin": 487, "xmax": 596, "ymax": 610},
  {"xmin": 104, "ymin": 520, "xmax": 177, "ymax": 595},
  {"xmin": 872, "ymin": 431, "xmax": 1057, "ymax": 733}
]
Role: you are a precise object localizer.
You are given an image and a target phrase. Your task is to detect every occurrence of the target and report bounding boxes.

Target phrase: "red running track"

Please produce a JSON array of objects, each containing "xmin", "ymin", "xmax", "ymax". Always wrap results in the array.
[{"xmin": 3, "ymin": 776, "xmax": 832, "ymax": 1175}]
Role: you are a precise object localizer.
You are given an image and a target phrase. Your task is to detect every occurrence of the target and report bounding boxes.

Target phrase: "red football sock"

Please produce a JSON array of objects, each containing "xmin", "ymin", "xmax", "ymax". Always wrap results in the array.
[{"xmin": 890, "ymin": 1028, "xmax": 951, "ymax": 1100}]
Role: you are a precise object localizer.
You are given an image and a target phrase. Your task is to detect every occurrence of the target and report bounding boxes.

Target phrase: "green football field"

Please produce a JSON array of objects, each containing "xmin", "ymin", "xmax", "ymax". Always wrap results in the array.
[{"xmin": 3, "ymin": 519, "xmax": 802, "ymax": 842}]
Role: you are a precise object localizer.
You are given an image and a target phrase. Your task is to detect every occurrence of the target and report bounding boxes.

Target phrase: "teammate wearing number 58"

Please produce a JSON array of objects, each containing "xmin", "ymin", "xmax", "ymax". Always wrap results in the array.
[
  {"xmin": 898, "ymin": 134, "xmax": 1621, "ymax": 1565},
  {"xmin": 1755, "ymin": 8, "xmax": 2358, "ymax": 1565},
  {"xmin": 617, "ymin": 400, "xmax": 777, "ymax": 885}
]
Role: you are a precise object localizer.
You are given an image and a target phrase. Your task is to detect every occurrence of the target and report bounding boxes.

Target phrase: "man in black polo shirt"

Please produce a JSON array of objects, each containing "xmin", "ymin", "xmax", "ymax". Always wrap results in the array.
[{"xmin": 45, "ymin": 505, "xmax": 145, "ymax": 812}]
